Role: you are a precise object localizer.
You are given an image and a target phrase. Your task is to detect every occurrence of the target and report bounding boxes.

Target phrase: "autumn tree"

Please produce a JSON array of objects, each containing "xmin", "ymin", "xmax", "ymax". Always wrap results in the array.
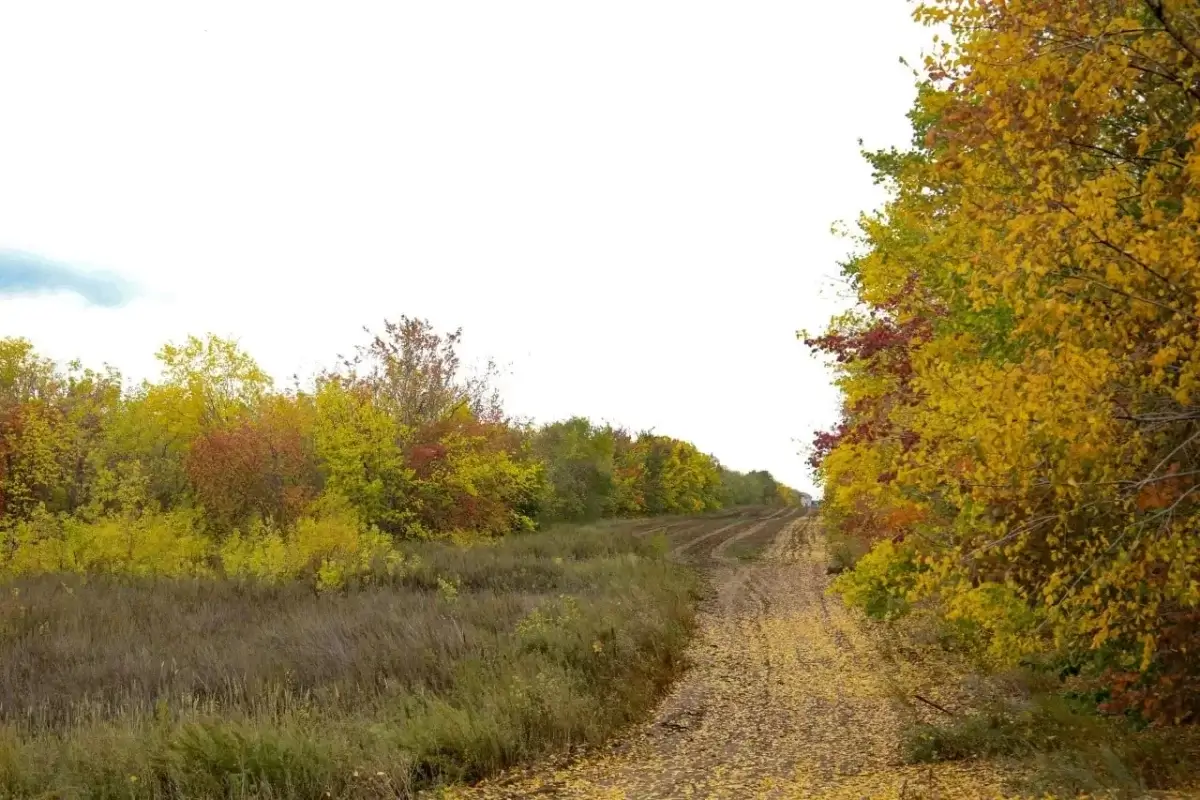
[
  {"xmin": 531, "ymin": 417, "xmax": 618, "ymax": 522},
  {"xmin": 312, "ymin": 377, "xmax": 416, "ymax": 535},
  {"xmin": 0, "ymin": 339, "xmax": 123, "ymax": 523},
  {"xmin": 335, "ymin": 317, "xmax": 503, "ymax": 428},
  {"xmin": 814, "ymin": 0, "xmax": 1200, "ymax": 722},
  {"xmin": 185, "ymin": 394, "xmax": 319, "ymax": 532},
  {"xmin": 405, "ymin": 405, "xmax": 544, "ymax": 536},
  {"xmin": 620, "ymin": 434, "xmax": 724, "ymax": 516},
  {"xmin": 720, "ymin": 468, "xmax": 782, "ymax": 507}
]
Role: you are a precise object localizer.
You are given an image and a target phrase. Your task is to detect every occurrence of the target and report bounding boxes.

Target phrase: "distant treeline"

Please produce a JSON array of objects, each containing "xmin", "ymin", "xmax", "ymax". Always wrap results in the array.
[{"xmin": 0, "ymin": 318, "xmax": 798, "ymax": 585}]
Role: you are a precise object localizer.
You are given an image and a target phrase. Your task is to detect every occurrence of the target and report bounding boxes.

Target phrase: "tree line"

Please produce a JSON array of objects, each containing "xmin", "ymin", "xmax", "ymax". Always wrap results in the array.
[
  {"xmin": 809, "ymin": 0, "xmax": 1200, "ymax": 724},
  {"xmin": 0, "ymin": 318, "xmax": 797, "ymax": 586}
]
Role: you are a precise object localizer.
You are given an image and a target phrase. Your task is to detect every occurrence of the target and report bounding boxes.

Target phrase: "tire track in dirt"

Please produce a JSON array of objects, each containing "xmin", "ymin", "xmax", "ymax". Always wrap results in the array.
[
  {"xmin": 445, "ymin": 515, "xmax": 1013, "ymax": 799},
  {"xmin": 630, "ymin": 517, "xmax": 702, "ymax": 538},
  {"xmin": 668, "ymin": 513, "xmax": 770, "ymax": 561},
  {"xmin": 710, "ymin": 508, "xmax": 797, "ymax": 563},
  {"xmin": 631, "ymin": 509, "xmax": 755, "ymax": 539}
]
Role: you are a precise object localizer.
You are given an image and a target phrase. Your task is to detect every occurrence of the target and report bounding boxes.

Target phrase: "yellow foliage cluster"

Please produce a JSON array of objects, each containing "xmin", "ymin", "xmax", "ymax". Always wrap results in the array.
[
  {"xmin": 0, "ymin": 493, "xmax": 406, "ymax": 591},
  {"xmin": 814, "ymin": 0, "xmax": 1200, "ymax": 720},
  {"xmin": 3, "ymin": 507, "xmax": 211, "ymax": 578},
  {"xmin": 219, "ymin": 512, "xmax": 405, "ymax": 591}
]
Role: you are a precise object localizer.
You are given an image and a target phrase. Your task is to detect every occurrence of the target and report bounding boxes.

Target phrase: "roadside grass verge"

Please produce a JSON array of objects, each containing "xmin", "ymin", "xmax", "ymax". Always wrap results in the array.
[
  {"xmin": 874, "ymin": 609, "xmax": 1200, "ymax": 799},
  {"xmin": 903, "ymin": 689, "xmax": 1200, "ymax": 798},
  {"xmin": 844, "ymin": 587, "xmax": 1200, "ymax": 799},
  {"xmin": 0, "ymin": 524, "xmax": 698, "ymax": 798}
]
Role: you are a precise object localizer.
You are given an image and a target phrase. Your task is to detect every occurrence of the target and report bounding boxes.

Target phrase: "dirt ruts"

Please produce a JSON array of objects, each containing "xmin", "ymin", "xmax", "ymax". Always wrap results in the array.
[{"xmin": 444, "ymin": 510, "xmax": 1010, "ymax": 799}]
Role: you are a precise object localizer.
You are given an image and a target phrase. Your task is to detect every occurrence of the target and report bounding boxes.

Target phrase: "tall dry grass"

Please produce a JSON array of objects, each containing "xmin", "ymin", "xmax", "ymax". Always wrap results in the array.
[{"xmin": 0, "ymin": 524, "xmax": 697, "ymax": 798}]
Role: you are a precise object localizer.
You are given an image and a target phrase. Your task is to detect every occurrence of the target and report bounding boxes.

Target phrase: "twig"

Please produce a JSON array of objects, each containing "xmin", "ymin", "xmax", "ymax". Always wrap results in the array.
[
  {"xmin": 1134, "ymin": 428, "xmax": 1200, "ymax": 488},
  {"xmin": 914, "ymin": 694, "xmax": 955, "ymax": 717}
]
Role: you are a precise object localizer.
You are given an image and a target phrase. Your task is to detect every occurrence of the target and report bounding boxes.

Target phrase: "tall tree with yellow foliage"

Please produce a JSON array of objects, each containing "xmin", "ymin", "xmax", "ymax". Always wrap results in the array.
[{"xmin": 811, "ymin": 0, "xmax": 1200, "ymax": 722}]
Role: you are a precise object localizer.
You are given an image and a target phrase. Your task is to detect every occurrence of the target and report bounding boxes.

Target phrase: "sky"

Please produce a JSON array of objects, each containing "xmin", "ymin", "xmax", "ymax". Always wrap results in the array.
[{"xmin": 0, "ymin": 1, "xmax": 932, "ymax": 495}]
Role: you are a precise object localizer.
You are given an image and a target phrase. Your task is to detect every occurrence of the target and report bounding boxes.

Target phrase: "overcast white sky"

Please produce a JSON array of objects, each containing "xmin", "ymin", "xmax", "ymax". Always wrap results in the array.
[{"xmin": 0, "ymin": 1, "xmax": 931, "ymax": 494}]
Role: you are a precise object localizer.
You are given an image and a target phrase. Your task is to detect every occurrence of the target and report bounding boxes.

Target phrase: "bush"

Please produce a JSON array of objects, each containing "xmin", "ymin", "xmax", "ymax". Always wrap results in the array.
[
  {"xmin": 1, "ymin": 494, "xmax": 407, "ymax": 591},
  {"xmin": 830, "ymin": 539, "xmax": 920, "ymax": 619},
  {"xmin": 2, "ymin": 507, "xmax": 212, "ymax": 578},
  {"xmin": 219, "ymin": 495, "xmax": 404, "ymax": 589}
]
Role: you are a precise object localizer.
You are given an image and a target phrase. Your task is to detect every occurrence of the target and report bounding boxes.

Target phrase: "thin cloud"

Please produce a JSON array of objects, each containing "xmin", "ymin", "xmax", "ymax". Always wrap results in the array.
[{"xmin": 0, "ymin": 249, "xmax": 134, "ymax": 307}]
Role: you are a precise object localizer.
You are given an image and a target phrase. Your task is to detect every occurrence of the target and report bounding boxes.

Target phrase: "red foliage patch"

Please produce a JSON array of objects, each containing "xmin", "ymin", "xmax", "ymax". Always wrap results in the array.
[{"xmin": 186, "ymin": 415, "xmax": 317, "ymax": 530}]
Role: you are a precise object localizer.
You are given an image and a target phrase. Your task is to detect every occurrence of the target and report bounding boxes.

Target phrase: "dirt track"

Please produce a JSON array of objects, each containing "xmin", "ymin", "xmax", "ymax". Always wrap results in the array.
[{"xmin": 447, "ymin": 510, "xmax": 1010, "ymax": 799}]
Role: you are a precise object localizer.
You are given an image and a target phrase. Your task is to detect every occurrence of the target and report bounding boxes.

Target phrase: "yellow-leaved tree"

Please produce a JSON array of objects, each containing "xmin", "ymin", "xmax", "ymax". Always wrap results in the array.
[{"xmin": 810, "ymin": 0, "xmax": 1200, "ymax": 723}]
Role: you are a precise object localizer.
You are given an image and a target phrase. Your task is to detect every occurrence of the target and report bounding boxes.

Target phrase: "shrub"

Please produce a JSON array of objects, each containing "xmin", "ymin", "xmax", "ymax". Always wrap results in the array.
[
  {"xmin": 220, "ymin": 497, "xmax": 405, "ymax": 590},
  {"xmin": 2, "ymin": 507, "xmax": 213, "ymax": 578},
  {"xmin": 830, "ymin": 539, "xmax": 920, "ymax": 619}
]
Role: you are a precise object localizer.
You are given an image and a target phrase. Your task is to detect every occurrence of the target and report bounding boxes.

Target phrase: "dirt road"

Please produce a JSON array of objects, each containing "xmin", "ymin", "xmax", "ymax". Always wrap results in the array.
[{"xmin": 447, "ymin": 510, "xmax": 1009, "ymax": 799}]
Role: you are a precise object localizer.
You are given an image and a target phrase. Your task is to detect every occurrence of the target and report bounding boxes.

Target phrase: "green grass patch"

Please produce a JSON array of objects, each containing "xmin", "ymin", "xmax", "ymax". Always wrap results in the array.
[{"xmin": 0, "ymin": 523, "xmax": 699, "ymax": 798}]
